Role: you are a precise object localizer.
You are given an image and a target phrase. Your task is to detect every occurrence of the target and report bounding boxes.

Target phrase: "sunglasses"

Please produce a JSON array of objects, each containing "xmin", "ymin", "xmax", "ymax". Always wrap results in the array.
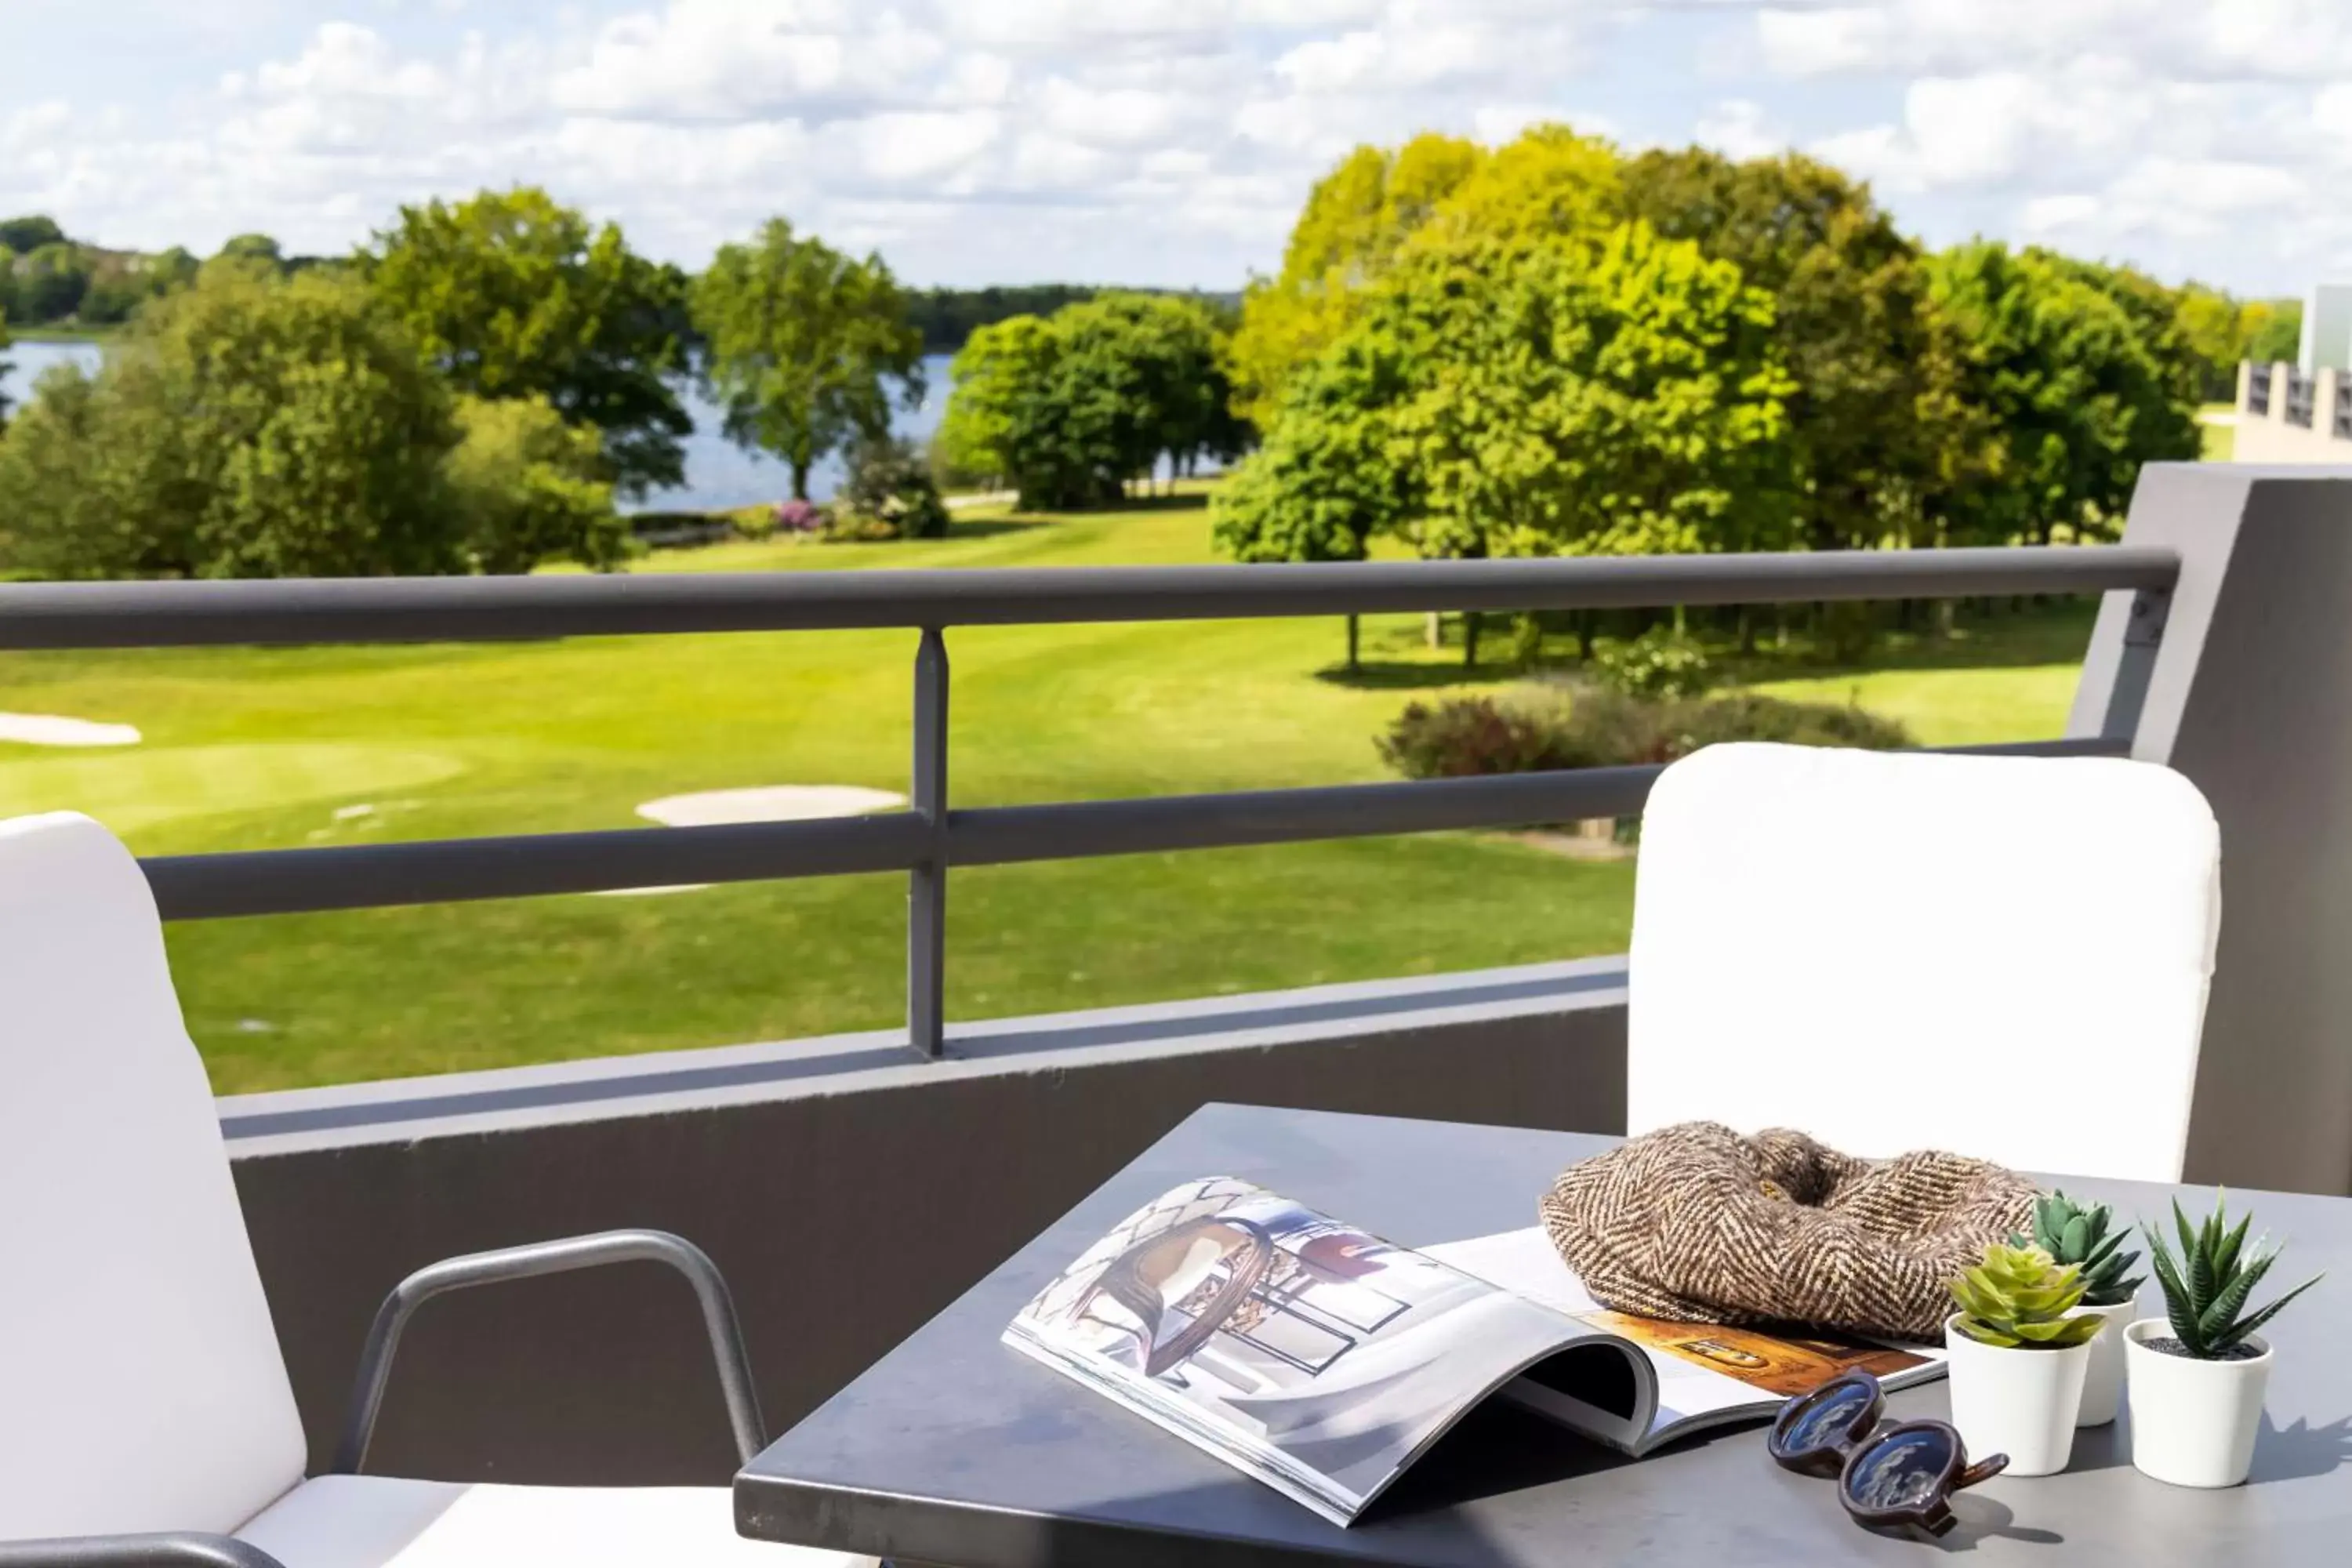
[{"xmin": 1768, "ymin": 1371, "xmax": 2008, "ymax": 1537}]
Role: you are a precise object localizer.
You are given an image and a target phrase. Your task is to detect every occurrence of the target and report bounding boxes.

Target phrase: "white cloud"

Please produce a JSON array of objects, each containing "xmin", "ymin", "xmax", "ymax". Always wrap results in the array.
[
  {"xmin": 1693, "ymin": 98, "xmax": 1785, "ymax": 160},
  {"xmin": 0, "ymin": 0, "xmax": 2336, "ymax": 292}
]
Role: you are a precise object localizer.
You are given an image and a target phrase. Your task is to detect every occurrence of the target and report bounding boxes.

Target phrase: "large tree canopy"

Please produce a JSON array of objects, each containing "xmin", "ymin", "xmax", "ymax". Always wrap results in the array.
[
  {"xmin": 1229, "ymin": 132, "xmax": 1486, "ymax": 426},
  {"xmin": 0, "ymin": 268, "xmax": 461, "ymax": 579},
  {"xmin": 1221, "ymin": 124, "xmax": 2209, "ymax": 593},
  {"xmin": 690, "ymin": 218, "xmax": 926, "ymax": 501},
  {"xmin": 1926, "ymin": 242, "xmax": 2201, "ymax": 546},
  {"xmin": 1622, "ymin": 148, "xmax": 1935, "ymax": 554},
  {"xmin": 365, "ymin": 187, "xmax": 691, "ymax": 496},
  {"xmin": 942, "ymin": 292, "xmax": 1247, "ymax": 510},
  {"xmin": 0, "ymin": 267, "xmax": 622, "ymax": 579},
  {"xmin": 1225, "ymin": 220, "xmax": 1792, "ymax": 571}
]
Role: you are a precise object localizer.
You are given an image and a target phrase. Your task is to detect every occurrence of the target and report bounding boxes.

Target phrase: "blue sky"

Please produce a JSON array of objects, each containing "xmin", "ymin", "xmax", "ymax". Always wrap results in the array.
[{"xmin": 2, "ymin": 1, "xmax": 2338, "ymax": 296}]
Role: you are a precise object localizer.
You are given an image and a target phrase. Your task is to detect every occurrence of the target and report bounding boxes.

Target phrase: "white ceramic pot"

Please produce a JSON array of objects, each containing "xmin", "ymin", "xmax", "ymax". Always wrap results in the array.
[
  {"xmin": 2125, "ymin": 1319, "xmax": 2272, "ymax": 1487},
  {"xmin": 2070, "ymin": 1299, "xmax": 2137, "ymax": 1427},
  {"xmin": 1943, "ymin": 1312, "xmax": 2091, "ymax": 1476}
]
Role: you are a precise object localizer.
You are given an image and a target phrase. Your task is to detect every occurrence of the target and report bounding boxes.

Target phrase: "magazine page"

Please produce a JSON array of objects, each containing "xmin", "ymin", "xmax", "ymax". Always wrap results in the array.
[
  {"xmin": 1425, "ymin": 1228, "xmax": 1943, "ymax": 1450},
  {"xmin": 1006, "ymin": 1177, "xmax": 1649, "ymax": 1526}
]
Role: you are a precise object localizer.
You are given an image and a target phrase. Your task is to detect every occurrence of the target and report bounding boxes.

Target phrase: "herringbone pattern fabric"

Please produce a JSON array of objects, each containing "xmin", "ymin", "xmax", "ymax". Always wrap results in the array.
[{"xmin": 1540, "ymin": 1123, "xmax": 2037, "ymax": 1341}]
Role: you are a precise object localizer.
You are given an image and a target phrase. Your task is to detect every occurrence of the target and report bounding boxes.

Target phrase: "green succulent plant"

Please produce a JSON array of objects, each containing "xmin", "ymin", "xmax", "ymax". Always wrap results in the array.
[
  {"xmin": 2013, "ymin": 1192, "xmax": 2144, "ymax": 1308},
  {"xmin": 2143, "ymin": 1195, "xmax": 2325, "ymax": 1360},
  {"xmin": 1949, "ymin": 1243, "xmax": 2105, "ymax": 1348}
]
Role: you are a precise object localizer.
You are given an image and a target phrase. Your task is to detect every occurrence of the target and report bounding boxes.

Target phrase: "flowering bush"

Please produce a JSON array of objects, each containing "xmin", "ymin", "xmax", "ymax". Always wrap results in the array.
[
  {"xmin": 773, "ymin": 498, "xmax": 829, "ymax": 535},
  {"xmin": 1377, "ymin": 684, "xmax": 1911, "ymax": 779},
  {"xmin": 1592, "ymin": 627, "xmax": 1715, "ymax": 699}
]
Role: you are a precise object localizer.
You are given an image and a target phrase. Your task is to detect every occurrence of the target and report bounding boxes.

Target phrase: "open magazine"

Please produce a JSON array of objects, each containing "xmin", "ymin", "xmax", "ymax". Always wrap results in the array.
[{"xmin": 1005, "ymin": 1176, "xmax": 1945, "ymax": 1526}]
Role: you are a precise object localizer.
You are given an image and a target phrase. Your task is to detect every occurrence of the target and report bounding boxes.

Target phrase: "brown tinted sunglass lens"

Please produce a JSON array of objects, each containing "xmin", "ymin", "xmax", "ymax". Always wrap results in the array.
[{"xmin": 1842, "ymin": 1426, "xmax": 1954, "ymax": 1514}]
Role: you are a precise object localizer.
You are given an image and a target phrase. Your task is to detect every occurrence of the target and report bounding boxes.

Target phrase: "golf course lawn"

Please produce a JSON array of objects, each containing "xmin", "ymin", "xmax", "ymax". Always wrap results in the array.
[{"xmin": 0, "ymin": 495, "xmax": 2098, "ymax": 1092}]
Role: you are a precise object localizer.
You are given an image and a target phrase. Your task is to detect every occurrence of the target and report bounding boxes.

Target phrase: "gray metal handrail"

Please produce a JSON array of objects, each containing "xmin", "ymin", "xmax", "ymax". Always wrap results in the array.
[{"xmin": 0, "ymin": 546, "xmax": 2180, "ymax": 1056}]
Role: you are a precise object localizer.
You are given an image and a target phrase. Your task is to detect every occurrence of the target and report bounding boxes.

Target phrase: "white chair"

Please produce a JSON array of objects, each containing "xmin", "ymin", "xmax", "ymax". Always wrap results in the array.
[
  {"xmin": 1628, "ymin": 743, "xmax": 2221, "ymax": 1182},
  {"xmin": 0, "ymin": 811, "xmax": 869, "ymax": 1568}
]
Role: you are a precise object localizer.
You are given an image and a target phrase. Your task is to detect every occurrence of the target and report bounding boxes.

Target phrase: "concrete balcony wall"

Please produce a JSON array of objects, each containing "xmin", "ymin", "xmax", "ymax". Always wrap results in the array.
[{"xmin": 226, "ymin": 960, "xmax": 1628, "ymax": 1486}]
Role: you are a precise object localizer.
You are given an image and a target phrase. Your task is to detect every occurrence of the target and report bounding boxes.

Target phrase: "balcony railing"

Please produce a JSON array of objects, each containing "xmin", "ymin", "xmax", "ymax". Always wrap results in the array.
[
  {"xmin": 0, "ymin": 545, "xmax": 2180, "ymax": 1055},
  {"xmin": 2288, "ymin": 368, "xmax": 2317, "ymax": 429}
]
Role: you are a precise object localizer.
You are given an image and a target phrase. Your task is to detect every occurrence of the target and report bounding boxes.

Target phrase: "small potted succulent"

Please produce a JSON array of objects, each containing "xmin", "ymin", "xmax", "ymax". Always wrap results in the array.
[
  {"xmin": 2127, "ymin": 1195, "xmax": 2325, "ymax": 1487},
  {"xmin": 1945, "ymin": 1243, "xmax": 2103, "ymax": 1475},
  {"xmin": 2014, "ymin": 1192, "xmax": 2144, "ymax": 1427}
]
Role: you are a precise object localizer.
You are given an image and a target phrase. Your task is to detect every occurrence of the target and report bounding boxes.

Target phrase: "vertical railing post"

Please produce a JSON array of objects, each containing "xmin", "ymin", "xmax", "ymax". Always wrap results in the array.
[{"xmin": 907, "ymin": 628, "xmax": 949, "ymax": 1058}]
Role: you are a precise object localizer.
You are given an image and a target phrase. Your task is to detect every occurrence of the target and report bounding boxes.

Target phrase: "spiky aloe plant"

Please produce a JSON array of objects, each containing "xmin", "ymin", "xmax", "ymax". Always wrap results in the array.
[
  {"xmin": 2013, "ymin": 1192, "xmax": 2144, "ymax": 1308},
  {"xmin": 1949, "ymin": 1243, "xmax": 2105, "ymax": 1348},
  {"xmin": 2143, "ymin": 1196, "xmax": 2325, "ymax": 1360}
]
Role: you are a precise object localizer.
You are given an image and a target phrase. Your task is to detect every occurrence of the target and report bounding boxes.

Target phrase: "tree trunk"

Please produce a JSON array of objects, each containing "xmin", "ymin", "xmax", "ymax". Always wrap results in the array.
[
  {"xmin": 1737, "ymin": 605, "xmax": 1756, "ymax": 655},
  {"xmin": 1577, "ymin": 612, "xmax": 1595, "ymax": 662},
  {"xmin": 790, "ymin": 460, "xmax": 811, "ymax": 503},
  {"xmin": 1345, "ymin": 615, "xmax": 1360, "ymax": 673},
  {"xmin": 1426, "ymin": 612, "xmax": 1443, "ymax": 648},
  {"xmin": 1463, "ymin": 612, "xmax": 1481, "ymax": 669}
]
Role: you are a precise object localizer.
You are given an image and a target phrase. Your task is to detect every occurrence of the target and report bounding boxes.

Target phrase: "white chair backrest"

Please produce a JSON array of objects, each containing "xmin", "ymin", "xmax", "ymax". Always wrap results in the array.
[
  {"xmin": 0, "ymin": 813, "xmax": 306, "ymax": 1538},
  {"xmin": 1628, "ymin": 744, "xmax": 2220, "ymax": 1182}
]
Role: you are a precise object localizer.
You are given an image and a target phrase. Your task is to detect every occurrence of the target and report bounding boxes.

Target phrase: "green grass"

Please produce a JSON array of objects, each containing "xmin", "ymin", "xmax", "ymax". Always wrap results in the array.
[{"xmin": 0, "ymin": 497, "xmax": 2098, "ymax": 1092}]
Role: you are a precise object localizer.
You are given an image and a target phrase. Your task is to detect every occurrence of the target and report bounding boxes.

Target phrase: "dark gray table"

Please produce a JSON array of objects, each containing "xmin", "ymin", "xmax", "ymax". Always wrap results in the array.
[{"xmin": 735, "ymin": 1104, "xmax": 2352, "ymax": 1565}]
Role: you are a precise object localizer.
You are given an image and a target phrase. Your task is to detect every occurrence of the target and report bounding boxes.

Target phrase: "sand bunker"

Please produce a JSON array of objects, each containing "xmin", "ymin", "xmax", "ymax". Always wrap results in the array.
[
  {"xmin": 0, "ymin": 713, "xmax": 141, "ymax": 748},
  {"xmin": 635, "ymin": 785, "xmax": 907, "ymax": 828},
  {"xmin": 598, "ymin": 785, "xmax": 911, "ymax": 896}
]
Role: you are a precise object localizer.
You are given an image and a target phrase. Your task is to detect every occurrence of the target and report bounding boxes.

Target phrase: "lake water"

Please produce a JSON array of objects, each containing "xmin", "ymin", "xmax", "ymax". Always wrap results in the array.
[{"xmin": 0, "ymin": 339, "xmax": 953, "ymax": 514}]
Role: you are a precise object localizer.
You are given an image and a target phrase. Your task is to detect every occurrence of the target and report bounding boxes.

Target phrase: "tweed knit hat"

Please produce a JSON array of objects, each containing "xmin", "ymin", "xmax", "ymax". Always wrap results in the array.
[{"xmin": 1540, "ymin": 1121, "xmax": 2039, "ymax": 1342}]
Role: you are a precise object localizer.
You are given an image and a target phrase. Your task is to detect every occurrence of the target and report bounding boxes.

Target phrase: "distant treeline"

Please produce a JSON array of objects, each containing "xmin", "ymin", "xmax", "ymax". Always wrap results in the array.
[
  {"xmin": 906, "ymin": 285, "xmax": 1241, "ymax": 353},
  {"xmin": 0, "ymin": 219, "xmax": 1236, "ymax": 355}
]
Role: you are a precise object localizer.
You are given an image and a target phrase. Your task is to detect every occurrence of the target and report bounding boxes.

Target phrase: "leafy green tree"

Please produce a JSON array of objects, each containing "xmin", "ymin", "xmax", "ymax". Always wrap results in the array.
[
  {"xmin": 941, "ymin": 292, "xmax": 1246, "ymax": 510},
  {"xmin": 0, "ymin": 216, "xmax": 65, "ymax": 254},
  {"xmin": 2173, "ymin": 284, "xmax": 2278, "ymax": 401},
  {"xmin": 2248, "ymin": 301, "xmax": 2302, "ymax": 367},
  {"xmin": 1375, "ymin": 222, "xmax": 1796, "ymax": 565},
  {"xmin": 1624, "ymin": 150, "xmax": 1933, "ymax": 560},
  {"xmin": 690, "ymin": 217, "xmax": 925, "ymax": 501},
  {"xmin": 366, "ymin": 187, "xmax": 691, "ymax": 495},
  {"xmin": 1222, "ymin": 220, "xmax": 1793, "ymax": 665},
  {"xmin": 17, "ymin": 242, "xmax": 89, "ymax": 322},
  {"xmin": 1213, "ymin": 328, "xmax": 1418, "ymax": 670},
  {"xmin": 216, "ymin": 233, "xmax": 285, "ymax": 267},
  {"xmin": 1230, "ymin": 132, "xmax": 1487, "ymax": 425},
  {"xmin": 444, "ymin": 394, "xmax": 626, "ymax": 574},
  {"xmin": 1926, "ymin": 241, "xmax": 2200, "ymax": 546},
  {"xmin": 0, "ymin": 267, "xmax": 463, "ymax": 579},
  {"xmin": 2047, "ymin": 254, "xmax": 2207, "ymax": 436}
]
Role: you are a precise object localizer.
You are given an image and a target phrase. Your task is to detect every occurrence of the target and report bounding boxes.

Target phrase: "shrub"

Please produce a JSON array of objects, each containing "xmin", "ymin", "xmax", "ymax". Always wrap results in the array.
[
  {"xmin": 1592, "ymin": 627, "xmax": 1714, "ymax": 699},
  {"xmin": 1662, "ymin": 691, "xmax": 1911, "ymax": 753},
  {"xmin": 837, "ymin": 435, "xmax": 949, "ymax": 539},
  {"xmin": 444, "ymin": 394, "xmax": 625, "ymax": 575},
  {"xmin": 1377, "ymin": 696, "xmax": 1573, "ymax": 779},
  {"xmin": 1377, "ymin": 683, "xmax": 1912, "ymax": 781},
  {"xmin": 0, "ymin": 266, "xmax": 463, "ymax": 579},
  {"xmin": 771, "ymin": 498, "xmax": 828, "ymax": 535}
]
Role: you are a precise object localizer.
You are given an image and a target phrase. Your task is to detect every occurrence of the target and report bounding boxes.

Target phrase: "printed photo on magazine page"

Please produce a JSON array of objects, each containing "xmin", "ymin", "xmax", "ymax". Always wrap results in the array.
[{"xmin": 1005, "ymin": 1177, "xmax": 1649, "ymax": 1526}]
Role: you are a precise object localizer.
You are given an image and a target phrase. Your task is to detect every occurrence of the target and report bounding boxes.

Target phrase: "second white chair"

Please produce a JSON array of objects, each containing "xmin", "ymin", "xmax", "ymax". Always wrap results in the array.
[{"xmin": 1627, "ymin": 742, "xmax": 2222, "ymax": 1182}]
